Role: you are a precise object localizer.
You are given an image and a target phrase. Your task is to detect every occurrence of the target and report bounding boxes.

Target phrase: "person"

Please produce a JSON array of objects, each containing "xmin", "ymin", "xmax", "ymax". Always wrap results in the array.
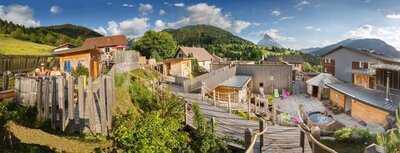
[
  {"xmin": 49, "ymin": 66, "xmax": 62, "ymax": 76},
  {"xmin": 36, "ymin": 63, "xmax": 48, "ymax": 77}
]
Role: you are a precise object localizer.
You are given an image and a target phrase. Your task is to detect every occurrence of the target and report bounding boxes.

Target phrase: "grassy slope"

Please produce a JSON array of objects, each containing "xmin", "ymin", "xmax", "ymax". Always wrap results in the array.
[
  {"xmin": 0, "ymin": 35, "xmax": 53, "ymax": 55},
  {"xmin": 5, "ymin": 121, "xmax": 109, "ymax": 153}
]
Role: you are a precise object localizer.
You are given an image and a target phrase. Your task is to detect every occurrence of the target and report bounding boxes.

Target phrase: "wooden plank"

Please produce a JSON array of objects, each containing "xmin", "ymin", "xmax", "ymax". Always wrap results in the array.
[
  {"xmin": 50, "ymin": 77, "xmax": 57, "ymax": 129},
  {"xmin": 99, "ymin": 76, "xmax": 107, "ymax": 134},
  {"xmin": 85, "ymin": 77, "xmax": 94, "ymax": 133},
  {"xmin": 105, "ymin": 76, "xmax": 113, "ymax": 132},
  {"xmin": 67, "ymin": 76, "xmax": 74, "ymax": 121},
  {"xmin": 77, "ymin": 76, "xmax": 84, "ymax": 127},
  {"xmin": 57, "ymin": 77, "xmax": 66, "ymax": 131}
]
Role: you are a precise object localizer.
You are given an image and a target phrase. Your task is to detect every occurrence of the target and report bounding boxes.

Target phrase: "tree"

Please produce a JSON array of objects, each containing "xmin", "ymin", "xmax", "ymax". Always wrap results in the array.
[{"xmin": 134, "ymin": 30, "xmax": 177, "ymax": 60}]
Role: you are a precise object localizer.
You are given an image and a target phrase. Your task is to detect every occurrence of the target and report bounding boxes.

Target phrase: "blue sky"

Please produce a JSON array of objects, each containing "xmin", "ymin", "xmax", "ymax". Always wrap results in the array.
[{"xmin": 1, "ymin": 0, "xmax": 400, "ymax": 49}]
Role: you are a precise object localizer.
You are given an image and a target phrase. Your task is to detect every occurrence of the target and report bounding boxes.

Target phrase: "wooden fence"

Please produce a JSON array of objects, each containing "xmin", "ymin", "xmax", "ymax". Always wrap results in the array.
[
  {"xmin": 15, "ymin": 74, "xmax": 114, "ymax": 135},
  {"xmin": 0, "ymin": 55, "xmax": 56, "ymax": 73}
]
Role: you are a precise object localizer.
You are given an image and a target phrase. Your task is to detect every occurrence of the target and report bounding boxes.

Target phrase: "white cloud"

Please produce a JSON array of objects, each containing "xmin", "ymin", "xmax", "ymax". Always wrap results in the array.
[
  {"xmin": 305, "ymin": 26, "xmax": 321, "ymax": 31},
  {"xmin": 154, "ymin": 20, "xmax": 166, "ymax": 31},
  {"xmin": 94, "ymin": 26, "xmax": 108, "ymax": 36},
  {"xmin": 0, "ymin": 4, "xmax": 40, "ymax": 27},
  {"xmin": 253, "ymin": 22, "xmax": 261, "ymax": 26},
  {"xmin": 159, "ymin": 9, "xmax": 166, "ymax": 15},
  {"xmin": 386, "ymin": 13, "xmax": 400, "ymax": 19},
  {"xmin": 346, "ymin": 24, "xmax": 400, "ymax": 49},
  {"xmin": 279, "ymin": 16, "xmax": 294, "ymax": 21},
  {"xmin": 295, "ymin": 1, "xmax": 310, "ymax": 10},
  {"xmin": 174, "ymin": 3, "xmax": 185, "ymax": 7},
  {"xmin": 271, "ymin": 10, "xmax": 281, "ymax": 16},
  {"xmin": 232, "ymin": 20, "xmax": 251, "ymax": 33},
  {"xmin": 167, "ymin": 3, "xmax": 251, "ymax": 33},
  {"xmin": 50, "ymin": 5, "xmax": 61, "ymax": 14},
  {"xmin": 94, "ymin": 18, "xmax": 149, "ymax": 38},
  {"xmin": 122, "ymin": 4, "xmax": 134, "ymax": 8},
  {"xmin": 264, "ymin": 29, "xmax": 296, "ymax": 42},
  {"xmin": 138, "ymin": 3, "xmax": 153, "ymax": 15}
]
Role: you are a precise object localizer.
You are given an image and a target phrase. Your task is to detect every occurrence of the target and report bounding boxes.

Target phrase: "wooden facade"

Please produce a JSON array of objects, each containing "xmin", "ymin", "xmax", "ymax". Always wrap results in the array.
[
  {"xmin": 351, "ymin": 99, "xmax": 390, "ymax": 126},
  {"xmin": 162, "ymin": 58, "xmax": 192, "ymax": 78},
  {"xmin": 353, "ymin": 73, "xmax": 375, "ymax": 89},
  {"xmin": 329, "ymin": 89, "xmax": 345, "ymax": 109},
  {"xmin": 58, "ymin": 49, "xmax": 101, "ymax": 78}
]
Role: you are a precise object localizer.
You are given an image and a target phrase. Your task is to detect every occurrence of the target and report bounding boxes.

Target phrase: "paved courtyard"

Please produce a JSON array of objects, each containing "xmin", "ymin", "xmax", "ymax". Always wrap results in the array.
[
  {"xmin": 275, "ymin": 94, "xmax": 326, "ymax": 116},
  {"xmin": 275, "ymin": 94, "xmax": 385, "ymax": 133}
]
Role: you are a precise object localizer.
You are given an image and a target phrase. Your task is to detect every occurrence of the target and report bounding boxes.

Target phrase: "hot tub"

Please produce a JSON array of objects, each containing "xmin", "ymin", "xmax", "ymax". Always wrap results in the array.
[{"xmin": 307, "ymin": 111, "xmax": 337, "ymax": 133}]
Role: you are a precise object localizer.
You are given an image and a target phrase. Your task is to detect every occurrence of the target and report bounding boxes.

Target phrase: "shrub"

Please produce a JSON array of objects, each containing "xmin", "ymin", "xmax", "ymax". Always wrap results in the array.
[
  {"xmin": 71, "ymin": 65, "xmax": 89, "ymax": 77},
  {"xmin": 334, "ymin": 127, "xmax": 373, "ymax": 143}
]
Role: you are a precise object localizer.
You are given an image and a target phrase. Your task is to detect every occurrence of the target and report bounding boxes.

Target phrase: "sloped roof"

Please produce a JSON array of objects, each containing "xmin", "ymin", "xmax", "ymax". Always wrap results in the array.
[
  {"xmin": 264, "ymin": 55, "xmax": 305, "ymax": 64},
  {"xmin": 220, "ymin": 75, "xmax": 252, "ymax": 89},
  {"xmin": 321, "ymin": 46, "xmax": 400, "ymax": 64},
  {"xmin": 82, "ymin": 35, "xmax": 128, "ymax": 48},
  {"xmin": 52, "ymin": 46, "xmax": 95, "ymax": 55},
  {"xmin": 179, "ymin": 47, "xmax": 214, "ymax": 62},
  {"xmin": 306, "ymin": 73, "xmax": 341, "ymax": 87},
  {"xmin": 327, "ymin": 83, "xmax": 399, "ymax": 112}
]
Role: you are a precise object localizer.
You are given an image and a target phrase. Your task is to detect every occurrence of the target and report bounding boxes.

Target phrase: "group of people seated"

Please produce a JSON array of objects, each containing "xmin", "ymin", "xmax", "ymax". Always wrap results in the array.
[{"xmin": 33, "ymin": 63, "xmax": 62, "ymax": 77}]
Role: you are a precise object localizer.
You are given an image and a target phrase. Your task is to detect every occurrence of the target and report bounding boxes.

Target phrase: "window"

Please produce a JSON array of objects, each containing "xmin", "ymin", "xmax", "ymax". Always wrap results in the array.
[
  {"xmin": 105, "ymin": 47, "xmax": 110, "ymax": 52},
  {"xmin": 259, "ymin": 83, "xmax": 263, "ymax": 87}
]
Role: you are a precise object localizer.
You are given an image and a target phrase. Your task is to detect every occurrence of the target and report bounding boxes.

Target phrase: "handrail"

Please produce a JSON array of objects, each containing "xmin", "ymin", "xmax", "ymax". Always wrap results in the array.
[{"xmin": 244, "ymin": 117, "xmax": 268, "ymax": 153}]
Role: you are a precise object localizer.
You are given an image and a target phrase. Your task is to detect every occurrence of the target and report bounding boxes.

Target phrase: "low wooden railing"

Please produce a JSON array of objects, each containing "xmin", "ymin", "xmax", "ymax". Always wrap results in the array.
[{"xmin": 244, "ymin": 118, "xmax": 267, "ymax": 153}]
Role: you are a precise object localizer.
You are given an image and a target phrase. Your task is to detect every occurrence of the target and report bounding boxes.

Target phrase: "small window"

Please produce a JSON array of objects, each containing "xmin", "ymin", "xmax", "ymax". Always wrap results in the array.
[
  {"xmin": 105, "ymin": 47, "xmax": 110, "ymax": 52},
  {"xmin": 259, "ymin": 83, "xmax": 263, "ymax": 87}
]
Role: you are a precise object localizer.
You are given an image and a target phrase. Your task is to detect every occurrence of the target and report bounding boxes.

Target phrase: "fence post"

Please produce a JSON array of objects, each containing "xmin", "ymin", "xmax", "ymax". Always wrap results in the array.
[
  {"xmin": 300, "ymin": 129, "xmax": 305, "ymax": 153},
  {"xmin": 228, "ymin": 94, "xmax": 231, "ymax": 113},
  {"xmin": 211, "ymin": 116, "xmax": 215, "ymax": 133},
  {"xmin": 248, "ymin": 96, "xmax": 251, "ymax": 120},
  {"xmin": 184, "ymin": 102, "xmax": 188, "ymax": 125},
  {"xmin": 259, "ymin": 119, "xmax": 265, "ymax": 153},
  {"xmin": 213, "ymin": 90, "xmax": 216, "ymax": 106},
  {"xmin": 272, "ymin": 103, "xmax": 277, "ymax": 125},
  {"xmin": 244, "ymin": 128, "xmax": 253, "ymax": 152},
  {"xmin": 311, "ymin": 126, "xmax": 321, "ymax": 153}
]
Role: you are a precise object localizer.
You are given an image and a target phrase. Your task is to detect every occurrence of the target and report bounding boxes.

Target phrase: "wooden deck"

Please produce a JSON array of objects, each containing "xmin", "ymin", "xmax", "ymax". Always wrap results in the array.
[{"xmin": 179, "ymin": 92, "xmax": 311, "ymax": 153}]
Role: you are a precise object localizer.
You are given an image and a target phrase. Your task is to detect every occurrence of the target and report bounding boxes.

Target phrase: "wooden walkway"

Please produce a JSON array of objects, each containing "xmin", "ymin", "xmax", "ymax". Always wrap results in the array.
[{"xmin": 178, "ymin": 92, "xmax": 311, "ymax": 153}]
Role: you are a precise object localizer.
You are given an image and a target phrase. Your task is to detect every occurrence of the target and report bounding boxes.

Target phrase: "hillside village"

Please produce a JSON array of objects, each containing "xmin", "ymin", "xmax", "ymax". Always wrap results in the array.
[{"xmin": 0, "ymin": 4, "xmax": 400, "ymax": 153}]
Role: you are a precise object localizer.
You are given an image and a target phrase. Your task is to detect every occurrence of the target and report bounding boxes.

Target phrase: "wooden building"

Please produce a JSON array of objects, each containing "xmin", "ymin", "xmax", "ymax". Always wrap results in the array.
[
  {"xmin": 161, "ymin": 58, "xmax": 192, "ymax": 78},
  {"xmin": 321, "ymin": 46, "xmax": 400, "ymax": 127},
  {"xmin": 176, "ymin": 47, "xmax": 220, "ymax": 72},
  {"xmin": 213, "ymin": 75, "xmax": 252, "ymax": 103},
  {"xmin": 53, "ymin": 35, "xmax": 128, "ymax": 78},
  {"xmin": 306, "ymin": 73, "xmax": 341, "ymax": 100}
]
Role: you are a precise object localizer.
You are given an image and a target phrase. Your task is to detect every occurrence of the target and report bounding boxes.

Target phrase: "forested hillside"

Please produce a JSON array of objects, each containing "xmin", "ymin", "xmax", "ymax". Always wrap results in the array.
[
  {"xmin": 162, "ymin": 25, "xmax": 301, "ymax": 60},
  {"xmin": 163, "ymin": 25, "xmax": 253, "ymax": 47},
  {"xmin": 0, "ymin": 20, "xmax": 100, "ymax": 47},
  {"xmin": 43, "ymin": 24, "xmax": 102, "ymax": 40}
]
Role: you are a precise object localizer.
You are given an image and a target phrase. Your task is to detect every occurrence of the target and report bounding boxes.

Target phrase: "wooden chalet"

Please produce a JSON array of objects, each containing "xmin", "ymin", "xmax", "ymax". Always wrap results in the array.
[{"xmin": 53, "ymin": 35, "xmax": 128, "ymax": 78}]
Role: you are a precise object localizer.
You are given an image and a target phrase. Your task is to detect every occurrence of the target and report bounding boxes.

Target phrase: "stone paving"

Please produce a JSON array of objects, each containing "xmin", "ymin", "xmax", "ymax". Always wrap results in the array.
[{"xmin": 275, "ymin": 94, "xmax": 385, "ymax": 133}]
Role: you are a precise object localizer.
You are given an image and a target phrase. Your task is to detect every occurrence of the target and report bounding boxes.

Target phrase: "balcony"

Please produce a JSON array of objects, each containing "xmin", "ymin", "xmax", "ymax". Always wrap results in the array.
[{"xmin": 351, "ymin": 68, "xmax": 376, "ymax": 76}]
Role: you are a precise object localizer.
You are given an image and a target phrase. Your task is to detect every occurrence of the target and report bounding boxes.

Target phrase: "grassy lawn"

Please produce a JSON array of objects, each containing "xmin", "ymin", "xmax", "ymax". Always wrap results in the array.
[
  {"xmin": 5, "ymin": 121, "xmax": 110, "ymax": 153},
  {"xmin": 0, "ymin": 35, "xmax": 53, "ymax": 56},
  {"xmin": 320, "ymin": 139, "xmax": 369, "ymax": 153}
]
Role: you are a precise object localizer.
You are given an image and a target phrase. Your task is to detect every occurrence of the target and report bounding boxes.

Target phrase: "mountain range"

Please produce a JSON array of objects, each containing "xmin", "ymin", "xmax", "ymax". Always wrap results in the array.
[
  {"xmin": 303, "ymin": 38, "xmax": 400, "ymax": 58},
  {"xmin": 257, "ymin": 33, "xmax": 283, "ymax": 48}
]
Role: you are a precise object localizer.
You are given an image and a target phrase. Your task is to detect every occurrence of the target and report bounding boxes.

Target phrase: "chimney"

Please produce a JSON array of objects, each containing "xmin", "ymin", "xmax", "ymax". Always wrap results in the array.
[{"xmin": 385, "ymin": 71, "xmax": 391, "ymax": 102}]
